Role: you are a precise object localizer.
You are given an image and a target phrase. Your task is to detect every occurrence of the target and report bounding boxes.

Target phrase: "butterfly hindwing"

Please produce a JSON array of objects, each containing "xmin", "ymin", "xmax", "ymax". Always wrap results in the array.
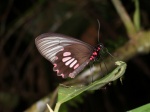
[
  {"xmin": 35, "ymin": 33, "xmax": 94, "ymax": 78},
  {"xmin": 53, "ymin": 44, "xmax": 91, "ymax": 78}
]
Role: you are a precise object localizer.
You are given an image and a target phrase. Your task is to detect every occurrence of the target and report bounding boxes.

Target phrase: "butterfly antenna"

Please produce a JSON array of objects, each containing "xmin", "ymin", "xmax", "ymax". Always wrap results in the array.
[
  {"xmin": 97, "ymin": 19, "xmax": 100, "ymax": 43},
  {"xmin": 104, "ymin": 47, "xmax": 116, "ymax": 61}
]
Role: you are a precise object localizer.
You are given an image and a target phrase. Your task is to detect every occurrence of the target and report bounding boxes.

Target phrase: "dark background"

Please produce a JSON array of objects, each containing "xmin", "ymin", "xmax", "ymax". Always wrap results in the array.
[{"xmin": 0, "ymin": 0, "xmax": 150, "ymax": 112}]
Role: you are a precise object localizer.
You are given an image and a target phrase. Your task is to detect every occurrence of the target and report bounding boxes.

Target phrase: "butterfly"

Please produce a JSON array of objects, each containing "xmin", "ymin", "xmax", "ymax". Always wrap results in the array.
[{"xmin": 35, "ymin": 33, "xmax": 106, "ymax": 78}]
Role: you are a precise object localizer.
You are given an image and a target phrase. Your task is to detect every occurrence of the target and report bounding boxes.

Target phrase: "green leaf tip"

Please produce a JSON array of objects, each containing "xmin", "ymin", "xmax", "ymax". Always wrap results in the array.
[{"xmin": 127, "ymin": 103, "xmax": 150, "ymax": 112}]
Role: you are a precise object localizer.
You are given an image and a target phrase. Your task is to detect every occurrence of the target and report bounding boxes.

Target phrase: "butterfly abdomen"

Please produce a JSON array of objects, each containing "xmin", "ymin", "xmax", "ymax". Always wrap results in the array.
[{"xmin": 90, "ymin": 45, "xmax": 102, "ymax": 61}]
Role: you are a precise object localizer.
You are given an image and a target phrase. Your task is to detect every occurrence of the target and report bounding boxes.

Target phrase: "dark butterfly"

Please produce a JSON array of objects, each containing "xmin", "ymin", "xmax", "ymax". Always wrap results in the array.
[{"xmin": 35, "ymin": 33, "xmax": 106, "ymax": 78}]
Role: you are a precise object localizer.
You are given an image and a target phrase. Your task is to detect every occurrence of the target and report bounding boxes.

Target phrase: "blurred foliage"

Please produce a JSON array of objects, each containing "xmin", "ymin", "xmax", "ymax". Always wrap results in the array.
[
  {"xmin": 0, "ymin": 0, "xmax": 150, "ymax": 112},
  {"xmin": 0, "ymin": 92, "xmax": 19, "ymax": 111}
]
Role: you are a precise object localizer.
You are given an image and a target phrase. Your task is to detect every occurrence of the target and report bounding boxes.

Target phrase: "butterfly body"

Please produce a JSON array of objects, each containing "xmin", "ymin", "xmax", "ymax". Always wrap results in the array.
[
  {"xmin": 35, "ymin": 33, "xmax": 104, "ymax": 78},
  {"xmin": 90, "ymin": 44, "xmax": 103, "ymax": 61}
]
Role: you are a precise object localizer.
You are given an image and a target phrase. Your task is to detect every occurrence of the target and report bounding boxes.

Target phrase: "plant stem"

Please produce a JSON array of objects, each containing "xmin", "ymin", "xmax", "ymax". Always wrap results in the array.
[
  {"xmin": 54, "ymin": 102, "xmax": 61, "ymax": 112},
  {"xmin": 133, "ymin": 0, "xmax": 140, "ymax": 31},
  {"xmin": 112, "ymin": 0, "xmax": 136, "ymax": 38}
]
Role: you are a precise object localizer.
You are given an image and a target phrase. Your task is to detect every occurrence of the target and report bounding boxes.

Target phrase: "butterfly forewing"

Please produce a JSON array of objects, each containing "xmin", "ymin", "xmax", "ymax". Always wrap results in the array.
[{"xmin": 35, "ymin": 33, "xmax": 94, "ymax": 78}]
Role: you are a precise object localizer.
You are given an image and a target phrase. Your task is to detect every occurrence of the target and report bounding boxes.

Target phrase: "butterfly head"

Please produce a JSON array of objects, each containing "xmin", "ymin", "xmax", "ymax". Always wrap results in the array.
[
  {"xmin": 97, "ymin": 43, "xmax": 113, "ymax": 57},
  {"xmin": 97, "ymin": 43, "xmax": 104, "ymax": 50}
]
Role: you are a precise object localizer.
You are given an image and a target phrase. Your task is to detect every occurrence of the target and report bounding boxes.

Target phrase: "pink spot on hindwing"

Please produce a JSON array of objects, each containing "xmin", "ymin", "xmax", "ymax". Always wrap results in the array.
[
  {"xmin": 74, "ymin": 64, "xmax": 79, "ymax": 69},
  {"xmin": 54, "ymin": 64, "xmax": 57, "ymax": 67},
  {"xmin": 70, "ymin": 60, "xmax": 77, "ymax": 68},
  {"xmin": 62, "ymin": 57, "xmax": 71, "ymax": 62},
  {"xmin": 55, "ymin": 69, "xmax": 59, "ymax": 73},
  {"xmin": 65, "ymin": 58, "xmax": 74, "ymax": 66},
  {"xmin": 63, "ymin": 52, "xmax": 71, "ymax": 56},
  {"xmin": 61, "ymin": 74, "xmax": 64, "ymax": 78}
]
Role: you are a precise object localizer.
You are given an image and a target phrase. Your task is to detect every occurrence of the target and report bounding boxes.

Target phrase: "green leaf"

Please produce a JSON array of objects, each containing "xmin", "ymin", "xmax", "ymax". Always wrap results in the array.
[
  {"xmin": 127, "ymin": 103, "xmax": 150, "ymax": 112},
  {"xmin": 54, "ymin": 61, "xmax": 127, "ymax": 112}
]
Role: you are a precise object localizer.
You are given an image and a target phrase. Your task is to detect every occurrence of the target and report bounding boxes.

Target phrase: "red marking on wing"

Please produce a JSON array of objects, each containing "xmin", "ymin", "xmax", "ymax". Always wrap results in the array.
[{"xmin": 93, "ymin": 52, "xmax": 97, "ymax": 55}]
